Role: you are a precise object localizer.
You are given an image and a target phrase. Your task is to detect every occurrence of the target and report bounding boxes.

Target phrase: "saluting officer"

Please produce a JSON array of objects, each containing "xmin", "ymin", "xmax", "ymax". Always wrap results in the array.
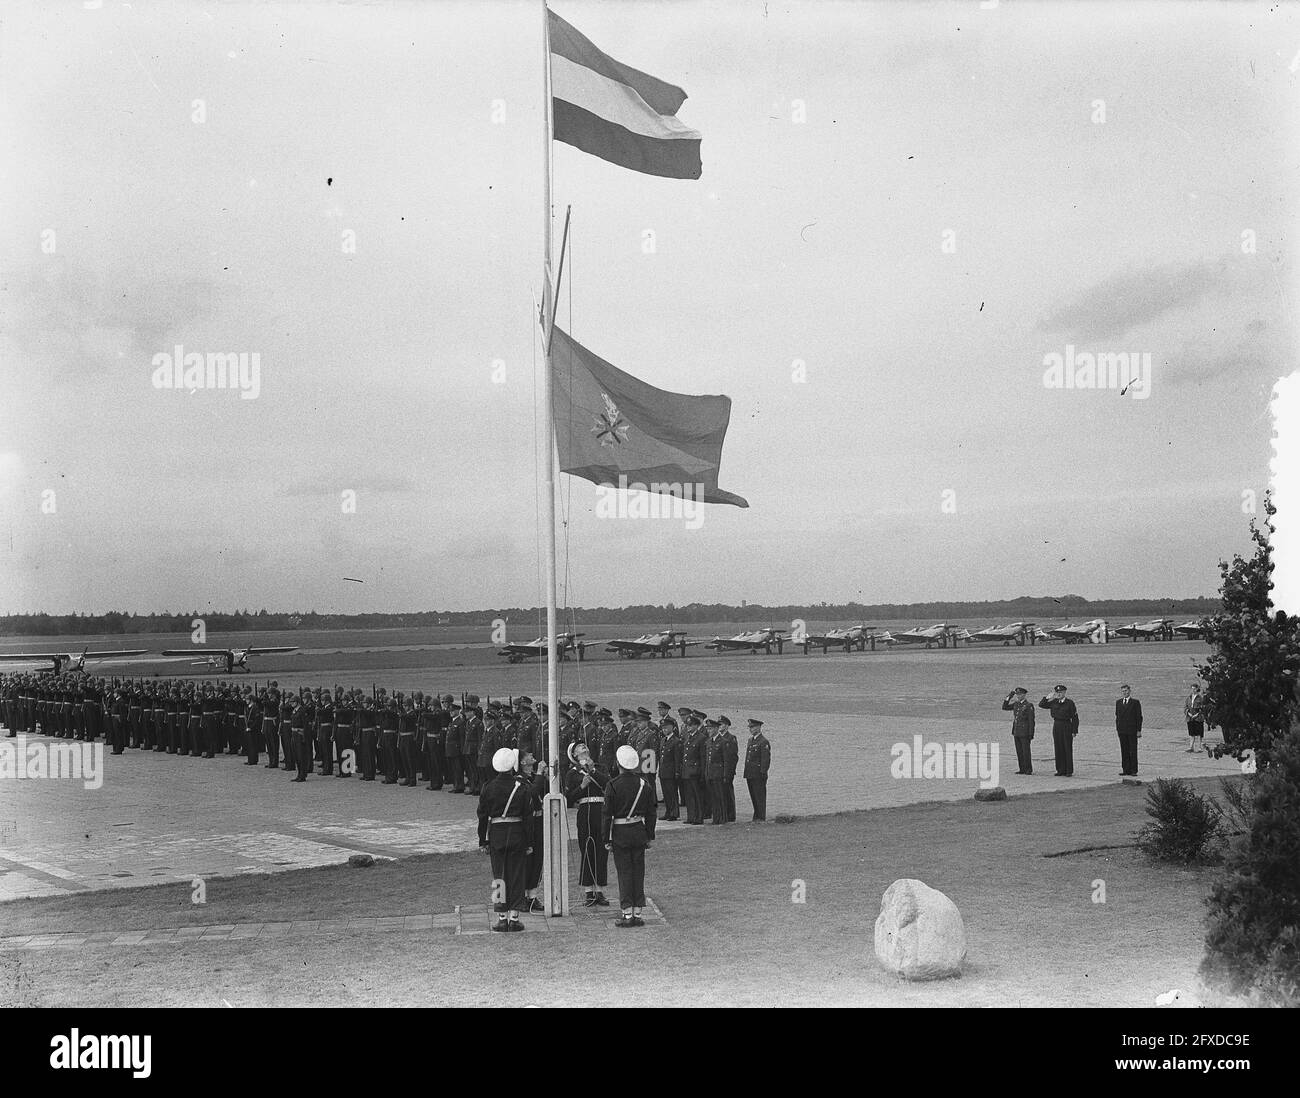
[
  {"xmin": 1039, "ymin": 684, "xmax": 1079, "ymax": 777},
  {"xmin": 743, "ymin": 718, "xmax": 771, "ymax": 822},
  {"xmin": 477, "ymin": 747, "xmax": 531, "ymax": 932},
  {"xmin": 604, "ymin": 744, "xmax": 657, "ymax": 928}
]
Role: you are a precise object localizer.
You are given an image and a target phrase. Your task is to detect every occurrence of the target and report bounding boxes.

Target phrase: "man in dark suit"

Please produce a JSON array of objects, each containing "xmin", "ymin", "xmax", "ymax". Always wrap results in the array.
[
  {"xmin": 1115, "ymin": 684, "xmax": 1142, "ymax": 776},
  {"xmin": 1038, "ymin": 684, "xmax": 1079, "ymax": 776}
]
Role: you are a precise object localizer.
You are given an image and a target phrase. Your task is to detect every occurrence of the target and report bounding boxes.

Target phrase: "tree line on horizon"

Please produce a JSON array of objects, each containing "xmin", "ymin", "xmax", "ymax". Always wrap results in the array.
[{"xmin": 0, "ymin": 595, "xmax": 1221, "ymax": 637}]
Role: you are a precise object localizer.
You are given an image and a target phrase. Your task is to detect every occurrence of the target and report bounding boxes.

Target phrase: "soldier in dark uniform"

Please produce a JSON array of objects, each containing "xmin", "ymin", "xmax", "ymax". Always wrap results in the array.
[
  {"xmin": 704, "ymin": 719, "xmax": 727, "ymax": 825},
  {"xmin": 520, "ymin": 750, "xmax": 549, "ymax": 913},
  {"xmin": 278, "ymin": 689, "xmax": 295, "ymax": 771},
  {"xmin": 604, "ymin": 744, "xmax": 657, "ymax": 928},
  {"xmin": 1001, "ymin": 687, "xmax": 1036, "ymax": 774},
  {"xmin": 291, "ymin": 694, "xmax": 312, "ymax": 781},
  {"xmin": 426, "ymin": 694, "xmax": 450, "ymax": 790},
  {"xmin": 633, "ymin": 707, "xmax": 660, "ymax": 797},
  {"xmin": 185, "ymin": 686, "xmax": 203, "ymax": 757},
  {"xmin": 721, "ymin": 715, "xmax": 739, "ymax": 822},
  {"xmin": 110, "ymin": 683, "xmax": 128, "ymax": 755},
  {"xmin": 358, "ymin": 694, "xmax": 379, "ymax": 781},
  {"xmin": 516, "ymin": 697, "xmax": 539, "ymax": 760},
  {"xmin": 656, "ymin": 702, "xmax": 681, "ymax": 820},
  {"xmin": 445, "ymin": 701, "xmax": 465, "ymax": 792},
  {"xmin": 471, "ymin": 704, "xmax": 493, "ymax": 795},
  {"xmin": 743, "ymin": 718, "xmax": 771, "ymax": 821},
  {"xmin": 262, "ymin": 687, "xmax": 280, "ymax": 768},
  {"xmin": 477, "ymin": 747, "xmax": 532, "ymax": 932},
  {"xmin": 243, "ymin": 686, "xmax": 261, "ymax": 765},
  {"xmin": 564, "ymin": 741, "xmax": 610, "ymax": 906},
  {"xmin": 679, "ymin": 711, "xmax": 704, "ymax": 824},
  {"xmin": 224, "ymin": 685, "xmax": 242, "ymax": 755},
  {"xmin": 379, "ymin": 694, "xmax": 400, "ymax": 784},
  {"xmin": 596, "ymin": 709, "xmax": 622, "ymax": 776},
  {"xmin": 398, "ymin": 695, "xmax": 419, "ymax": 786},
  {"xmin": 316, "ymin": 689, "xmax": 335, "ymax": 776},
  {"xmin": 334, "ymin": 689, "xmax": 355, "ymax": 777},
  {"xmin": 1039, "ymin": 684, "xmax": 1079, "ymax": 777}
]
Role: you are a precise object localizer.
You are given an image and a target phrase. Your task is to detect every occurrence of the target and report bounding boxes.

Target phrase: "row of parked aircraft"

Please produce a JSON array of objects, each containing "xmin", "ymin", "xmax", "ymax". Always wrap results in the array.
[
  {"xmin": 0, "ymin": 646, "xmax": 300, "ymax": 676},
  {"xmin": 2, "ymin": 617, "xmax": 1209, "ymax": 675},
  {"xmin": 493, "ymin": 618, "xmax": 1207, "ymax": 661}
]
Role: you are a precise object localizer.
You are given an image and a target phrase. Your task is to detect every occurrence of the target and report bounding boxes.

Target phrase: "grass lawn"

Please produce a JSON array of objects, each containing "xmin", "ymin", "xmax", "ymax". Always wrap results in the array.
[{"xmin": 0, "ymin": 777, "xmax": 1238, "ymax": 1007}]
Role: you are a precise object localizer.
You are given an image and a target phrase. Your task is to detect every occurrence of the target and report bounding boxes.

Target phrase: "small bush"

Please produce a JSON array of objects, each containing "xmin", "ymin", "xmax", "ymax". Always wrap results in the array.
[
  {"xmin": 1201, "ymin": 724, "xmax": 1300, "ymax": 1006},
  {"xmin": 1135, "ymin": 778, "xmax": 1223, "ymax": 863}
]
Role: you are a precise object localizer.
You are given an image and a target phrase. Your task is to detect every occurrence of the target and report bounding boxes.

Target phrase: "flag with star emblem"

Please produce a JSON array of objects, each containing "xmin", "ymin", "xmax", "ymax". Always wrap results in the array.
[{"xmin": 549, "ymin": 325, "xmax": 747, "ymax": 508}]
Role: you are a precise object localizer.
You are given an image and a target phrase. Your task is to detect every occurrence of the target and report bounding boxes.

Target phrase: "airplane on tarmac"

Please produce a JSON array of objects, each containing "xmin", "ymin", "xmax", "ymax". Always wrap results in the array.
[
  {"xmin": 603, "ymin": 630, "xmax": 699, "ymax": 659},
  {"xmin": 706, "ymin": 627, "xmax": 790, "ymax": 655},
  {"xmin": 796, "ymin": 625, "xmax": 877, "ymax": 654},
  {"xmin": 0, "ymin": 647, "xmax": 149, "ymax": 675},
  {"xmin": 160, "ymin": 645, "xmax": 300, "ymax": 674},
  {"xmin": 1174, "ymin": 620, "xmax": 1207, "ymax": 640},
  {"xmin": 965, "ymin": 622, "xmax": 1040, "ymax": 646},
  {"xmin": 886, "ymin": 623, "xmax": 967, "ymax": 649},
  {"xmin": 1112, "ymin": 618, "xmax": 1175, "ymax": 642},
  {"xmin": 1043, "ymin": 620, "xmax": 1109, "ymax": 644},
  {"xmin": 497, "ymin": 632, "xmax": 588, "ymax": 664}
]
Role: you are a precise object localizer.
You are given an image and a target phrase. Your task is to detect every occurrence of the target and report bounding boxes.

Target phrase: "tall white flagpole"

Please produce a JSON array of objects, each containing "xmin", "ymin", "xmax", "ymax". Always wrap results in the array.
[{"xmin": 540, "ymin": 0, "xmax": 569, "ymax": 917}]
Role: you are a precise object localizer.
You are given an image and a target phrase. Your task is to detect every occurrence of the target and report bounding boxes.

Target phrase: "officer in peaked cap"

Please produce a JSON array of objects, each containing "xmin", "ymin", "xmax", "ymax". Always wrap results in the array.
[
  {"xmin": 477, "ymin": 746, "xmax": 532, "ymax": 932},
  {"xmin": 719, "ymin": 715, "xmax": 739, "ymax": 822},
  {"xmin": 604, "ymin": 744, "xmax": 656, "ymax": 928},
  {"xmin": 657, "ymin": 703, "xmax": 682, "ymax": 821},
  {"xmin": 744, "ymin": 718, "xmax": 771, "ymax": 822}
]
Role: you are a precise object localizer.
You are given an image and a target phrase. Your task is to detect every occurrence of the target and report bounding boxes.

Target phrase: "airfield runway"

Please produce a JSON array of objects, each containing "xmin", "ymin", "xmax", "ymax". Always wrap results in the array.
[{"xmin": 0, "ymin": 640, "xmax": 1239, "ymax": 902}]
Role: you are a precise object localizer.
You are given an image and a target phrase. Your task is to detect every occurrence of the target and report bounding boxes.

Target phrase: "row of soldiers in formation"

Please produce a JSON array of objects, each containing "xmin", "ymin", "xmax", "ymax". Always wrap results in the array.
[{"xmin": 0, "ymin": 670, "xmax": 775, "ymax": 831}]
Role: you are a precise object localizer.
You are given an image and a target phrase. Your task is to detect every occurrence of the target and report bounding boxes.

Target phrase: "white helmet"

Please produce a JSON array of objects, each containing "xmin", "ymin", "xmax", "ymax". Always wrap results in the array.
[
  {"xmin": 616, "ymin": 745, "xmax": 639, "ymax": 771},
  {"xmin": 492, "ymin": 747, "xmax": 515, "ymax": 773}
]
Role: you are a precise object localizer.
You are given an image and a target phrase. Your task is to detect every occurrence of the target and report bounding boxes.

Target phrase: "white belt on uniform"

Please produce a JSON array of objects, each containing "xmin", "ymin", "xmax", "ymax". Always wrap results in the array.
[
  {"xmin": 612, "ymin": 816, "xmax": 644, "ymax": 825},
  {"xmin": 490, "ymin": 816, "xmax": 523, "ymax": 824},
  {"xmin": 578, "ymin": 796, "xmax": 603, "ymax": 806}
]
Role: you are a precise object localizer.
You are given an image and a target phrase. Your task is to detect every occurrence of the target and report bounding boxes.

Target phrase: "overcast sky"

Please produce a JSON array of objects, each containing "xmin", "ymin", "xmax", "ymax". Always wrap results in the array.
[{"xmin": 0, "ymin": 0, "xmax": 1294, "ymax": 615}]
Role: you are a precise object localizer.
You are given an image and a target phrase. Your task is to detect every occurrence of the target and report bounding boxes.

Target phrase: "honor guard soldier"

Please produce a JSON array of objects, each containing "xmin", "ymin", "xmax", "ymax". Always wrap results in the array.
[
  {"xmin": 743, "ymin": 719, "xmax": 771, "ymax": 822},
  {"xmin": 1039, "ymin": 685, "xmax": 1079, "ymax": 777},
  {"xmin": 261, "ymin": 687, "xmax": 280, "ymax": 768},
  {"xmin": 290, "ymin": 695, "xmax": 311, "ymax": 782},
  {"xmin": 379, "ymin": 693, "xmax": 400, "ymax": 783},
  {"xmin": 720, "ymin": 716, "xmax": 739, "ymax": 822},
  {"xmin": 398, "ymin": 695, "xmax": 418, "ymax": 786},
  {"xmin": 358, "ymin": 694, "xmax": 379, "ymax": 781},
  {"xmin": 445, "ymin": 700, "xmax": 466, "ymax": 792},
  {"xmin": 604, "ymin": 744, "xmax": 657, "ymax": 928},
  {"xmin": 477, "ymin": 747, "xmax": 531, "ymax": 932},
  {"xmin": 1001, "ymin": 687, "xmax": 1036, "ymax": 774},
  {"xmin": 316, "ymin": 689, "xmax": 335, "ymax": 775},
  {"xmin": 185, "ymin": 687, "xmax": 203, "ymax": 757},
  {"xmin": 243, "ymin": 687, "xmax": 261, "ymax": 765},
  {"xmin": 225, "ymin": 685, "xmax": 242, "ymax": 755},
  {"xmin": 278, "ymin": 689, "xmax": 295, "ymax": 771},
  {"xmin": 564, "ymin": 742, "xmax": 610, "ymax": 906},
  {"xmin": 334, "ymin": 689, "xmax": 355, "ymax": 776}
]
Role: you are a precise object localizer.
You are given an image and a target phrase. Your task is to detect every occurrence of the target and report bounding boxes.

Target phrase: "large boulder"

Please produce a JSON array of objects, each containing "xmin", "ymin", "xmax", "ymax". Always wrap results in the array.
[{"xmin": 874, "ymin": 878, "xmax": 967, "ymax": 980}]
